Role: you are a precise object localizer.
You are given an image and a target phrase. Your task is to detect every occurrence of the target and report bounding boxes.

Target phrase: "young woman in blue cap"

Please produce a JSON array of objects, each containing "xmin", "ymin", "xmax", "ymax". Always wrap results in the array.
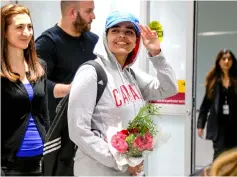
[{"xmin": 68, "ymin": 11, "xmax": 178, "ymax": 176}]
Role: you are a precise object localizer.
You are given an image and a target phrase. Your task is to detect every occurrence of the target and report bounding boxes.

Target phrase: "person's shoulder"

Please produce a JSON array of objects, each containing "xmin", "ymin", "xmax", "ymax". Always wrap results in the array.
[
  {"xmin": 86, "ymin": 31, "xmax": 99, "ymax": 39},
  {"xmin": 38, "ymin": 58, "xmax": 46, "ymax": 65},
  {"xmin": 36, "ymin": 25, "xmax": 60, "ymax": 41},
  {"xmin": 84, "ymin": 32, "xmax": 99, "ymax": 43},
  {"xmin": 1, "ymin": 75, "xmax": 9, "ymax": 82},
  {"xmin": 43, "ymin": 24, "xmax": 60, "ymax": 34},
  {"xmin": 35, "ymin": 25, "xmax": 61, "ymax": 49},
  {"xmin": 37, "ymin": 59, "xmax": 48, "ymax": 80},
  {"xmin": 38, "ymin": 58, "xmax": 47, "ymax": 70}
]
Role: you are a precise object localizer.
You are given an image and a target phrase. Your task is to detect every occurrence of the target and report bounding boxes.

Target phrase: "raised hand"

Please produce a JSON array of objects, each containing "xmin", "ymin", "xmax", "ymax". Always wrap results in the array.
[{"xmin": 138, "ymin": 24, "xmax": 161, "ymax": 56}]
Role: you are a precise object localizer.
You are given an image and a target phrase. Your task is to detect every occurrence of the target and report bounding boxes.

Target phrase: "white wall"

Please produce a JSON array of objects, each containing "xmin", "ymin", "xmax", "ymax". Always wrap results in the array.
[
  {"xmin": 149, "ymin": 1, "xmax": 187, "ymax": 81},
  {"xmin": 147, "ymin": 115, "xmax": 185, "ymax": 175},
  {"xmin": 149, "ymin": 1, "xmax": 189, "ymax": 116},
  {"xmin": 92, "ymin": 0, "xmax": 140, "ymax": 37},
  {"xmin": 17, "ymin": 1, "xmax": 61, "ymax": 39},
  {"xmin": 148, "ymin": 1, "xmax": 194, "ymax": 175},
  {"xmin": 1, "ymin": 0, "xmax": 16, "ymax": 7},
  {"xmin": 18, "ymin": 0, "xmax": 141, "ymax": 41}
]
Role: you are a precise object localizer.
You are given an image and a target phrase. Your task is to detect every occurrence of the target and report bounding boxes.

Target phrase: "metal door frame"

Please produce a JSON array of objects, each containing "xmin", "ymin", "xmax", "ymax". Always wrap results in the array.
[{"xmin": 184, "ymin": 0, "xmax": 196, "ymax": 175}]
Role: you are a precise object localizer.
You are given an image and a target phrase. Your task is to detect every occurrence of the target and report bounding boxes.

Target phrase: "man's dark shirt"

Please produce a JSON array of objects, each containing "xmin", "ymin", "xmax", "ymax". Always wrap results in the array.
[{"xmin": 35, "ymin": 24, "xmax": 99, "ymax": 122}]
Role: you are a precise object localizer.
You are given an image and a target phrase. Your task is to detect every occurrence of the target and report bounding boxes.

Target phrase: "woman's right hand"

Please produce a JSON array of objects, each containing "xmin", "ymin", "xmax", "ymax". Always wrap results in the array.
[
  {"xmin": 127, "ymin": 161, "xmax": 144, "ymax": 176},
  {"xmin": 197, "ymin": 128, "xmax": 204, "ymax": 138}
]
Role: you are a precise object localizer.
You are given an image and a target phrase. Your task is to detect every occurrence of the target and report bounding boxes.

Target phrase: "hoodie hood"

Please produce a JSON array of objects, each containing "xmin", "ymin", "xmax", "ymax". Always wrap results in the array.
[{"xmin": 94, "ymin": 11, "xmax": 141, "ymax": 68}]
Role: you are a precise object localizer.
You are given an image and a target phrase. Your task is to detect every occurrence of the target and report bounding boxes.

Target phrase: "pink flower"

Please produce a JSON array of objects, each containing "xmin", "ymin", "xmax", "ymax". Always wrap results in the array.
[
  {"xmin": 143, "ymin": 133, "xmax": 153, "ymax": 150},
  {"xmin": 116, "ymin": 130, "xmax": 129, "ymax": 140},
  {"xmin": 133, "ymin": 136, "xmax": 145, "ymax": 151},
  {"xmin": 133, "ymin": 133, "xmax": 153, "ymax": 151},
  {"xmin": 145, "ymin": 133, "xmax": 153, "ymax": 143},
  {"xmin": 111, "ymin": 134, "xmax": 128, "ymax": 153}
]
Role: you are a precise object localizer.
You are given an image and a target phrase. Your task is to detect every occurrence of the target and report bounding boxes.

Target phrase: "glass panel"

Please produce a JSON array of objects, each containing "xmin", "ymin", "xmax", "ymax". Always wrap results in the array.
[{"xmin": 148, "ymin": 1, "xmax": 193, "ymax": 175}]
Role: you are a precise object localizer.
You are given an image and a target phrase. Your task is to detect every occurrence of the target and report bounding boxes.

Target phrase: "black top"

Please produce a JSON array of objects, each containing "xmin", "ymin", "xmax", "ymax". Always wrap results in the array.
[
  {"xmin": 35, "ymin": 24, "xmax": 99, "ymax": 121},
  {"xmin": 218, "ymin": 84, "xmax": 237, "ymax": 144},
  {"xmin": 218, "ymin": 85, "xmax": 231, "ymax": 121},
  {"xmin": 1, "ymin": 60, "xmax": 50, "ymax": 163}
]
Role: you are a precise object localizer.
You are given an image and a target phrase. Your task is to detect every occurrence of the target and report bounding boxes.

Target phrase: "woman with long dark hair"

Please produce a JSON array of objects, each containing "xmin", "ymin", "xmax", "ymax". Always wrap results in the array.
[
  {"xmin": 197, "ymin": 49, "xmax": 237, "ymax": 160},
  {"xmin": 1, "ymin": 4, "xmax": 50, "ymax": 176}
]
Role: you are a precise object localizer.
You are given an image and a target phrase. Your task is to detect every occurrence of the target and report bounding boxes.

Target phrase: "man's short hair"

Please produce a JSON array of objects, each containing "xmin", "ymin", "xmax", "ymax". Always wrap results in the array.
[{"xmin": 60, "ymin": 1, "xmax": 80, "ymax": 16}]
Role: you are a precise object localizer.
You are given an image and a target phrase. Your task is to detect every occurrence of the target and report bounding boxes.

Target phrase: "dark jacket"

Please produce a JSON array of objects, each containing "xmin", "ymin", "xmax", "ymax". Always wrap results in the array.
[
  {"xmin": 197, "ymin": 82, "xmax": 237, "ymax": 141},
  {"xmin": 1, "ymin": 60, "xmax": 50, "ymax": 164}
]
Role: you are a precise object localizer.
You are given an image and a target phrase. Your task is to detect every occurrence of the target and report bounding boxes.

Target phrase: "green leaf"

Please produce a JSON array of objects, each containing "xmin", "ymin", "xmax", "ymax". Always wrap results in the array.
[
  {"xmin": 126, "ymin": 134, "xmax": 136, "ymax": 146},
  {"xmin": 127, "ymin": 103, "xmax": 160, "ymax": 136}
]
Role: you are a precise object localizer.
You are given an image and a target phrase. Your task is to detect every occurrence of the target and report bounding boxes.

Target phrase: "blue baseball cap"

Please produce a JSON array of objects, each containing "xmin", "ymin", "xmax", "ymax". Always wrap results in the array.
[{"xmin": 105, "ymin": 11, "xmax": 140, "ymax": 36}]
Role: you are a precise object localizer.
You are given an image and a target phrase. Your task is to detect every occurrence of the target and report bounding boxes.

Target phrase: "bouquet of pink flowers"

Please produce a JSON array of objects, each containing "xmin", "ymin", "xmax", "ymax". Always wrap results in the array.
[
  {"xmin": 110, "ymin": 103, "xmax": 159, "ymax": 157},
  {"xmin": 106, "ymin": 103, "xmax": 164, "ymax": 173}
]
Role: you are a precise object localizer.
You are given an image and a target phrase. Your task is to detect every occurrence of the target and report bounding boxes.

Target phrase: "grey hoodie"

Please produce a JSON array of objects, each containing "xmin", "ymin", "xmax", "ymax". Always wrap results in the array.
[{"xmin": 67, "ymin": 32, "xmax": 178, "ymax": 176}]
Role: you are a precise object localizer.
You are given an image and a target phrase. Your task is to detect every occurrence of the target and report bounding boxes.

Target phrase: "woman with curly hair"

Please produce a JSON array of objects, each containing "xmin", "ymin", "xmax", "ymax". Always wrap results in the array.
[{"xmin": 197, "ymin": 49, "xmax": 237, "ymax": 160}]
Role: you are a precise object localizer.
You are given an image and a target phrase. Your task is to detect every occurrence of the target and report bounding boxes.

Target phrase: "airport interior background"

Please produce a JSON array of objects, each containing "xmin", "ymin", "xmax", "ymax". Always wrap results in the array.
[{"xmin": 1, "ymin": 0, "xmax": 237, "ymax": 175}]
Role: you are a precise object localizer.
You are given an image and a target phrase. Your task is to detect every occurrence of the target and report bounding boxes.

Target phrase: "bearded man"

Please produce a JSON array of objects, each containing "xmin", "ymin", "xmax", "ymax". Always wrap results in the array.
[{"xmin": 36, "ymin": 1, "xmax": 98, "ymax": 122}]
